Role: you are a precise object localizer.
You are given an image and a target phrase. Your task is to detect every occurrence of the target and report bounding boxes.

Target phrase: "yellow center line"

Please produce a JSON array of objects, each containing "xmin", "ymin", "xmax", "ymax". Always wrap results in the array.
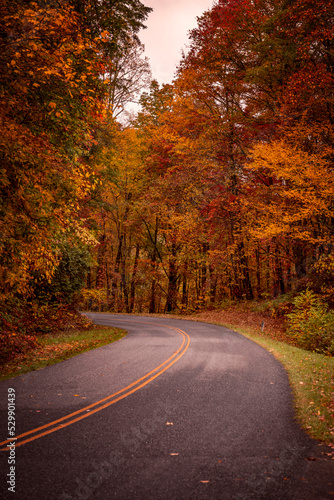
[{"xmin": 0, "ymin": 321, "xmax": 190, "ymax": 450}]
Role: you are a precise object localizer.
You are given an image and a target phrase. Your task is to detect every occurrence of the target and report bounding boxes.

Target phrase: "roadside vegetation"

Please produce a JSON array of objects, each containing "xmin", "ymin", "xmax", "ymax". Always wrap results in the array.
[
  {"xmin": 0, "ymin": 325, "xmax": 126, "ymax": 381},
  {"xmin": 0, "ymin": 298, "xmax": 126, "ymax": 380}
]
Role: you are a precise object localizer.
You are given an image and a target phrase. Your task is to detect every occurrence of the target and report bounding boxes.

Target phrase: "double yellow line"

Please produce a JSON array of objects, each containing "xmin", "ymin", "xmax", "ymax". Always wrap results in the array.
[{"xmin": 0, "ymin": 322, "xmax": 190, "ymax": 450}]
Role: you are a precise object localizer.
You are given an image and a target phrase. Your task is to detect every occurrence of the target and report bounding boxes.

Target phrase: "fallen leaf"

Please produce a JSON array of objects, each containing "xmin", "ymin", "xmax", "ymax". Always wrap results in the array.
[
  {"xmin": 200, "ymin": 480, "xmax": 210, "ymax": 483},
  {"xmin": 170, "ymin": 453, "xmax": 179, "ymax": 456}
]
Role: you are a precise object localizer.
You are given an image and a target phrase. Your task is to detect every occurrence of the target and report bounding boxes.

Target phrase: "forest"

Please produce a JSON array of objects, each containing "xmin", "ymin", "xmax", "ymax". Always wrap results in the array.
[{"xmin": 1, "ymin": 0, "xmax": 334, "ymax": 360}]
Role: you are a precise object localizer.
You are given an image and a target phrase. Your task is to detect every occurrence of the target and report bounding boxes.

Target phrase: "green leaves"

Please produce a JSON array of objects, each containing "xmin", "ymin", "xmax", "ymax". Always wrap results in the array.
[{"xmin": 287, "ymin": 290, "xmax": 334, "ymax": 355}]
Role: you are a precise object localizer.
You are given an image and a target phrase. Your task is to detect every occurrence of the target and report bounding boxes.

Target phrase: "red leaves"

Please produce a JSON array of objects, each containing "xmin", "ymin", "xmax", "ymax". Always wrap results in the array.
[
  {"xmin": 0, "ymin": 325, "xmax": 39, "ymax": 364},
  {"xmin": 0, "ymin": 299, "xmax": 93, "ymax": 364}
]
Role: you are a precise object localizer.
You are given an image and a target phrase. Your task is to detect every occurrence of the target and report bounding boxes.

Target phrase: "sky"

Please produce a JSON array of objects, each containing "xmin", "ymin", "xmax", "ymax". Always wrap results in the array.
[{"xmin": 139, "ymin": 0, "xmax": 215, "ymax": 85}]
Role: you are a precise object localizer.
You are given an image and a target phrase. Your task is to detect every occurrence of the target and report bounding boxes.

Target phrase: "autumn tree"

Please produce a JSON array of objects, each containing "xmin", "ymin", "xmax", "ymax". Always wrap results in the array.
[
  {"xmin": 173, "ymin": 0, "xmax": 265, "ymax": 300},
  {"xmin": 0, "ymin": 0, "xmax": 152, "ymax": 299},
  {"xmin": 244, "ymin": 0, "xmax": 334, "ymax": 298},
  {"xmin": 8, "ymin": 0, "xmax": 330, "ymax": 315},
  {"xmin": 103, "ymin": 38, "xmax": 151, "ymax": 120},
  {"xmin": 0, "ymin": 0, "xmax": 100, "ymax": 295},
  {"xmin": 169, "ymin": 0, "xmax": 334, "ymax": 302},
  {"xmin": 136, "ymin": 81, "xmax": 223, "ymax": 311}
]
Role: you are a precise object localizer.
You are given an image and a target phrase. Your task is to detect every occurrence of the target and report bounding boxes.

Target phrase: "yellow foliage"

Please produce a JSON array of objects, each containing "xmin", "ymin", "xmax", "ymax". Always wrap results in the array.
[{"xmin": 247, "ymin": 122, "xmax": 334, "ymax": 245}]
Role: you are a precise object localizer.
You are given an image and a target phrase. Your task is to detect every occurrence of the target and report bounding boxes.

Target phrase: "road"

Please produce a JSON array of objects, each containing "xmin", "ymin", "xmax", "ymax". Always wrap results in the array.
[{"xmin": 0, "ymin": 314, "xmax": 333, "ymax": 499}]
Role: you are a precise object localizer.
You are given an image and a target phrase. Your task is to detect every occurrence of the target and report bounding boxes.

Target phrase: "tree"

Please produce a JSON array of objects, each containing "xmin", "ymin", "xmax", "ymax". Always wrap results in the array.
[
  {"xmin": 103, "ymin": 38, "xmax": 151, "ymax": 119},
  {"xmin": 83, "ymin": 121, "xmax": 151, "ymax": 312},
  {"xmin": 77, "ymin": 0, "xmax": 334, "ymax": 312},
  {"xmin": 0, "ymin": 0, "xmax": 100, "ymax": 294},
  {"xmin": 247, "ymin": 120, "xmax": 334, "ymax": 295},
  {"xmin": 0, "ymin": 0, "xmax": 152, "ymax": 297},
  {"xmin": 171, "ymin": 0, "xmax": 334, "ymax": 301}
]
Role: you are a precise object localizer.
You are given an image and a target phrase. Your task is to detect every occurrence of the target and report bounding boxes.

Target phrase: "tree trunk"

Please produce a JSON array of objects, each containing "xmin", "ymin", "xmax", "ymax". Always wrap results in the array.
[
  {"xmin": 165, "ymin": 242, "xmax": 178, "ymax": 312},
  {"xmin": 148, "ymin": 217, "xmax": 159, "ymax": 314},
  {"xmin": 129, "ymin": 243, "xmax": 140, "ymax": 312}
]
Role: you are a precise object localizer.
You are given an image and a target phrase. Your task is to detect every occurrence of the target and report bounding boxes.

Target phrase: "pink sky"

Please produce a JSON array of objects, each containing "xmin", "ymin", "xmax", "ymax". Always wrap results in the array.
[{"xmin": 139, "ymin": 0, "xmax": 214, "ymax": 84}]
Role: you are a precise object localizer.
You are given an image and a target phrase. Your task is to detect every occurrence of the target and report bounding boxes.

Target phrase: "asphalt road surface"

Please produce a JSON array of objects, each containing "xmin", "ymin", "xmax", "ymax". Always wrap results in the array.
[{"xmin": 0, "ymin": 314, "xmax": 333, "ymax": 499}]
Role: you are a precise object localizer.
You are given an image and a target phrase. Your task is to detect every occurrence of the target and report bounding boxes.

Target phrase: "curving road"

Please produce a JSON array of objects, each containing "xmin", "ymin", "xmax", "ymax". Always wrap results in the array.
[{"xmin": 0, "ymin": 314, "xmax": 333, "ymax": 499}]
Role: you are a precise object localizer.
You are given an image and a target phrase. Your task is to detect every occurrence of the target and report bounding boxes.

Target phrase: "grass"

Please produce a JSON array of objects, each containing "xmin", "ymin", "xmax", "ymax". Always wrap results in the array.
[
  {"xmin": 184, "ymin": 307, "xmax": 334, "ymax": 447},
  {"xmin": 0, "ymin": 326, "xmax": 126, "ymax": 381}
]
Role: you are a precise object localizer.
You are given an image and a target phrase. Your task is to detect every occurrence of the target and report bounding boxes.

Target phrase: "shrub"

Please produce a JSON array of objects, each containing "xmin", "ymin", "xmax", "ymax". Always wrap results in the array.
[
  {"xmin": 0, "ymin": 298, "xmax": 39, "ymax": 363},
  {"xmin": 0, "ymin": 327, "xmax": 39, "ymax": 364},
  {"xmin": 0, "ymin": 297, "xmax": 92, "ymax": 364},
  {"xmin": 286, "ymin": 289, "xmax": 334, "ymax": 355},
  {"xmin": 31, "ymin": 243, "xmax": 93, "ymax": 305},
  {"xmin": 250, "ymin": 293, "xmax": 294, "ymax": 317},
  {"xmin": 79, "ymin": 288, "xmax": 108, "ymax": 311}
]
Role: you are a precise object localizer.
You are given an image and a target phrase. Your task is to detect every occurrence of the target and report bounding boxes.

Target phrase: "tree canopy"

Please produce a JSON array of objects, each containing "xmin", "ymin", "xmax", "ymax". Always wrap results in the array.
[{"xmin": 1, "ymin": 0, "xmax": 333, "ymax": 323}]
